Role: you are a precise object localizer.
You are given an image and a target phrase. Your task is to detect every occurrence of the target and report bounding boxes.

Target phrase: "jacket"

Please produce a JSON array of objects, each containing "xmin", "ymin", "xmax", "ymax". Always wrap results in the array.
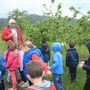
[
  {"xmin": 6, "ymin": 50, "xmax": 18, "ymax": 71},
  {"xmin": 0, "ymin": 56, "xmax": 6, "ymax": 80},
  {"xmin": 23, "ymin": 48, "xmax": 49, "ymax": 76},
  {"xmin": 28, "ymin": 80, "xmax": 56, "ymax": 90},
  {"xmin": 1, "ymin": 26, "xmax": 23, "ymax": 42},
  {"xmin": 51, "ymin": 42, "xmax": 64, "ymax": 74},
  {"xmin": 83, "ymin": 41, "xmax": 90, "ymax": 78},
  {"xmin": 66, "ymin": 48, "xmax": 79, "ymax": 68}
]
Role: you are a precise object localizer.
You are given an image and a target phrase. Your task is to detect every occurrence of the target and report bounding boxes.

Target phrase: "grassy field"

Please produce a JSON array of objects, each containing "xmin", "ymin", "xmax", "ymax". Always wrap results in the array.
[{"xmin": 0, "ymin": 34, "xmax": 88, "ymax": 90}]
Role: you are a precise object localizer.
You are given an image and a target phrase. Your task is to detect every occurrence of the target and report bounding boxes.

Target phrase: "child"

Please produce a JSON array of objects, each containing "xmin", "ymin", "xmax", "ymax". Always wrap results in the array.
[
  {"xmin": 20, "ymin": 40, "xmax": 51, "ymax": 88},
  {"xmin": 66, "ymin": 42, "xmax": 79, "ymax": 83},
  {"xmin": 0, "ymin": 55, "xmax": 6, "ymax": 90},
  {"xmin": 26, "ymin": 60, "xmax": 56, "ymax": 90},
  {"xmin": 39, "ymin": 38, "xmax": 50, "ymax": 66},
  {"xmin": 50, "ymin": 42, "xmax": 64, "ymax": 90},
  {"xmin": 78, "ymin": 41, "xmax": 90, "ymax": 90},
  {"xmin": 6, "ymin": 40, "xmax": 18, "ymax": 90},
  {"xmin": 26, "ymin": 38, "xmax": 44, "ymax": 61},
  {"xmin": 16, "ymin": 42, "xmax": 25, "ymax": 86}
]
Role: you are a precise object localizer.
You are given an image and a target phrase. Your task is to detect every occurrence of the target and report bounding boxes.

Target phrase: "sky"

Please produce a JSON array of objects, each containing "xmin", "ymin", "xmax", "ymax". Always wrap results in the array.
[{"xmin": 0, "ymin": 0, "xmax": 90, "ymax": 18}]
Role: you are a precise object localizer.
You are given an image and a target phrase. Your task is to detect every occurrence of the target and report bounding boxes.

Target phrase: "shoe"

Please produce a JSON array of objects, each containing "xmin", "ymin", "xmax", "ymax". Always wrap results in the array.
[
  {"xmin": 8, "ymin": 87, "xmax": 17, "ymax": 90},
  {"xmin": 20, "ymin": 82, "xmax": 29, "ymax": 88},
  {"xmin": 18, "ymin": 81, "xmax": 24, "ymax": 86}
]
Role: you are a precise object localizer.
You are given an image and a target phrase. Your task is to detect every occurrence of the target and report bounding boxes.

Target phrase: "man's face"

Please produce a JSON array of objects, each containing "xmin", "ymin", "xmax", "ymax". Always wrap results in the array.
[{"xmin": 10, "ymin": 23, "xmax": 16, "ymax": 28}]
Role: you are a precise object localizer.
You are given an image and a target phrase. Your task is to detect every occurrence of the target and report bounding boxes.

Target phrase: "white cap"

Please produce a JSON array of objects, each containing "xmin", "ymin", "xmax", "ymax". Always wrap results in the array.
[{"xmin": 9, "ymin": 19, "xmax": 16, "ymax": 24}]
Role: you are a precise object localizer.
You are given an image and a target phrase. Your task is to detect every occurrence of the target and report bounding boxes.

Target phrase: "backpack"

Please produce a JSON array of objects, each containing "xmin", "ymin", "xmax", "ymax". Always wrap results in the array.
[
  {"xmin": 0, "ymin": 55, "xmax": 6, "ymax": 75},
  {"xmin": 49, "ymin": 83, "xmax": 56, "ymax": 90},
  {"xmin": 39, "ymin": 45, "xmax": 50, "ymax": 63}
]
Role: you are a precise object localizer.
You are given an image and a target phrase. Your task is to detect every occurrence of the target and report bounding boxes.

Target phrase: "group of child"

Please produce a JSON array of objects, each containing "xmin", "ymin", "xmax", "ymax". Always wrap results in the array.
[{"xmin": 0, "ymin": 37, "xmax": 90, "ymax": 90}]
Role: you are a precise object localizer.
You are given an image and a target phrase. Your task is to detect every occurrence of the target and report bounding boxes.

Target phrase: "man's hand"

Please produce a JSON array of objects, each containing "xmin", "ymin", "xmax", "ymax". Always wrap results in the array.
[{"xmin": 8, "ymin": 33, "xmax": 13, "ymax": 38}]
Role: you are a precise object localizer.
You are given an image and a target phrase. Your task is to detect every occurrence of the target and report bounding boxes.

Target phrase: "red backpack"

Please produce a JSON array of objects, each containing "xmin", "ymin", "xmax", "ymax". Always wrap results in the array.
[{"xmin": 49, "ymin": 83, "xmax": 56, "ymax": 90}]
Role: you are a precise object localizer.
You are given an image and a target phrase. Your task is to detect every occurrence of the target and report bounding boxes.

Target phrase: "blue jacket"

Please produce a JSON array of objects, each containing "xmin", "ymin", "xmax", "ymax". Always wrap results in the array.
[
  {"xmin": 23, "ymin": 48, "xmax": 40, "ymax": 78},
  {"xmin": 51, "ymin": 42, "xmax": 64, "ymax": 74},
  {"xmin": 0, "ymin": 55, "xmax": 6, "ymax": 80},
  {"xmin": 66, "ymin": 48, "xmax": 79, "ymax": 68}
]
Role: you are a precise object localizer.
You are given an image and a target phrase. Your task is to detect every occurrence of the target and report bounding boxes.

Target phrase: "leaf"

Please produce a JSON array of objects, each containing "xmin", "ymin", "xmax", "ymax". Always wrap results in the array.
[{"xmin": 51, "ymin": 0, "xmax": 55, "ymax": 3}]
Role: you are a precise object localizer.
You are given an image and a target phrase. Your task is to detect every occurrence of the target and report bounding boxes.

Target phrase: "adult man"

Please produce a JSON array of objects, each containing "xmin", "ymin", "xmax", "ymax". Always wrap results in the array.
[{"xmin": 1, "ymin": 19, "xmax": 23, "ymax": 43}]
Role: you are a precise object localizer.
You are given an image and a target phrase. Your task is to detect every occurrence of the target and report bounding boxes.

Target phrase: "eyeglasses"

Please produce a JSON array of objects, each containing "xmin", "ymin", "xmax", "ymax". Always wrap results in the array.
[{"xmin": 12, "ymin": 23, "xmax": 16, "ymax": 25}]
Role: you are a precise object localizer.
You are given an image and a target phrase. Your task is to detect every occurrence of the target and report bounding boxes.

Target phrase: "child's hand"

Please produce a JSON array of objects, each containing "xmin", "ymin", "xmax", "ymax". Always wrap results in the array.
[
  {"xmin": 78, "ymin": 61, "xmax": 85, "ymax": 68},
  {"xmin": 46, "ymin": 70, "xmax": 52, "ymax": 76}
]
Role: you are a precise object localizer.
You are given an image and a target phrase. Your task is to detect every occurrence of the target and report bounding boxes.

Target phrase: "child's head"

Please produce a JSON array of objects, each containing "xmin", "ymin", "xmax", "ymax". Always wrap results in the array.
[
  {"xmin": 26, "ymin": 60, "xmax": 43, "ymax": 82},
  {"xmin": 6, "ymin": 40, "xmax": 16, "ymax": 51},
  {"xmin": 69, "ymin": 42, "xmax": 75, "ymax": 48},
  {"xmin": 16, "ymin": 41, "xmax": 23, "ymax": 50},
  {"xmin": 52, "ymin": 42, "xmax": 61, "ymax": 52},
  {"xmin": 22, "ymin": 40, "xmax": 34, "ymax": 52},
  {"xmin": 26, "ymin": 38, "xmax": 34, "ymax": 44},
  {"xmin": 42, "ymin": 38, "xmax": 46, "ymax": 43}
]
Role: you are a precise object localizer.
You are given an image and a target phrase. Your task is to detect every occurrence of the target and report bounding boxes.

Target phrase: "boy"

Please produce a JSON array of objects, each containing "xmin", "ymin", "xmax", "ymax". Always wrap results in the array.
[
  {"xmin": 78, "ymin": 41, "xmax": 90, "ymax": 90},
  {"xmin": 26, "ymin": 60, "xmax": 56, "ymax": 90},
  {"xmin": 39, "ymin": 38, "xmax": 50, "ymax": 66},
  {"xmin": 66, "ymin": 42, "xmax": 79, "ymax": 83},
  {"xmin": 0, "ymin": 55, "xmax": 6, "ymax": 90},
  {"xmin": 50, "ymin": 42, "xmax": 64, "ymax": 90}
]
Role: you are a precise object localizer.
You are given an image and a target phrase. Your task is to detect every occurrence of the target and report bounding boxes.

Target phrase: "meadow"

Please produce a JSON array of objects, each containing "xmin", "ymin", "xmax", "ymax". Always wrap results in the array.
[{"xmin": 0, "ymin": 34, "xmax": 88, "ymax": 90}]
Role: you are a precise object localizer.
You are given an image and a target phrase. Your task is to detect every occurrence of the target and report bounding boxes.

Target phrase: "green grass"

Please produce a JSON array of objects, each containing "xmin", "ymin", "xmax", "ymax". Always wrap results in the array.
[{"xmin": 0, "ymin": 34, "xmax": 88, "ymax": 90}]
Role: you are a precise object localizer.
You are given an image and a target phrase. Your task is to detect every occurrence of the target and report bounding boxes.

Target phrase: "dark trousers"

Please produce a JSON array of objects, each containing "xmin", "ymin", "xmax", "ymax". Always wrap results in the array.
[
  {"xmin": 0, "ymin": 80, "xmax": 5, "ymax": 90},
  {"xmin": 18, "ymin": 68, "xmax": 27, "ymax": 82},
  {"xmin": 69, "ymin": 67, "xmax": 77, "ymax": 82},
  {"xmin": 83, "ymin": 78, "xmax": 90, "ymax": 90}
]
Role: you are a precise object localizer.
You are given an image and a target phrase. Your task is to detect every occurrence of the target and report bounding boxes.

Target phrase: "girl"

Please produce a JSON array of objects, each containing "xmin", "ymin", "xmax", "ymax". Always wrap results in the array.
[{"xmin": 6, "ymin": 40, "xmax": 18, "ymax": 90}]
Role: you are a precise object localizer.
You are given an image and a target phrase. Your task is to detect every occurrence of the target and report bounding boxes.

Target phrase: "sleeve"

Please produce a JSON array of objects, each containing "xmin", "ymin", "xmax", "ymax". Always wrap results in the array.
[
  {"xmin": 83, "ymin": 64, "xmax": 90, "ymax": 71},
  {"xmin": 31, "ymin": 54, "xmax": 49, "ymax": 73},
  {"xmin": 18, "ymin": 52, "xmax": 23, "ymax": 71},
  {"xmin": 1, "ymin": 29, "xmax": 10, "ymax": 41},
  {"xmin": 66, "ymin": 52, "xmax": 70, "ymax": 67},
  {"xmin": 6, "ymin": 52, "xmax": 15, "ymax": 68},
  {"xmin": 51, "ymin": 55, "xmax": 60, "ymax": 69}
]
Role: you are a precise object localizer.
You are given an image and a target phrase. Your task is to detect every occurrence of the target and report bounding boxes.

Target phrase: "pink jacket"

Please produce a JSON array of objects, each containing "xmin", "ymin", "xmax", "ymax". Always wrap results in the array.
[
  {"xmin": 4, "ymin": 49, "xmax": 9, "ymax": 62},
  {"xmin": 17, "ymin": 50, "xmax": 24, "ymax": 71},
  {"xmin": 6, "ymin": 50, "xmax": 18, "ymax": 71}
]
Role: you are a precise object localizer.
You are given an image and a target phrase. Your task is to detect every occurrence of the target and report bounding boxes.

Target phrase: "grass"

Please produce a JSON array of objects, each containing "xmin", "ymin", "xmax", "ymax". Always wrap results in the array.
[{"xmin": 0, "ymin": 34, "xmax": 88, "ymax": 90}]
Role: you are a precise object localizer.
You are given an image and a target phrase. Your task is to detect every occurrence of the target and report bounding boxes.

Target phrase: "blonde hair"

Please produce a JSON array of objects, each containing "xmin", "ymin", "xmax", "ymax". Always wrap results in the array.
[{"xmin": 23, "ymin": 40, "xmax": 34, "ymax": 48}]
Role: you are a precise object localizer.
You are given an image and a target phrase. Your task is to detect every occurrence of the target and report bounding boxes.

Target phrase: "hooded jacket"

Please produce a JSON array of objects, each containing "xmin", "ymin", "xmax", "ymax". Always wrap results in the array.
[
  {"xmin": 28, "ymin": 80, "xmax": 56, "ymax": 90},
  {"xmin": 83, "ymin": 41, "xmax": 90, "ymax": 78},
  {"xmin": 51, "ymin": 42, "xmax": 64, "ymax": 74}
]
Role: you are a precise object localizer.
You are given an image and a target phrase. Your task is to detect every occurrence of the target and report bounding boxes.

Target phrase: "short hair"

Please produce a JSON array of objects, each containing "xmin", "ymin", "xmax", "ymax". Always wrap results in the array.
[
  {"xmin": 42, "ymin": 38, "xmax": 46, "ymax": 43},
  {"xmin": 7, "ymin": 40, "xmax": 16, "ymax": 51},
  {"xmin": 26, "ymin": 60, "xmax": 43, "ymax": 78},
  {"xmin": 26, "ymin": 38, "xmax": 34, "ymax": 44},
  {"xmin": 69, "ymin": 42, "xmax": 75, "ymax": 48},
  {"xmin": 23, "ymin": 40, "xmax": 34, "ymax": 48}
]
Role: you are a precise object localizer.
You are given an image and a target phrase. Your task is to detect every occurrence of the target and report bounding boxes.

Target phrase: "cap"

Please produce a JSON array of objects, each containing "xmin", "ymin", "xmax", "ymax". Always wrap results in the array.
[{"xmin": 9, "ymin": 19, "xmax": 16, "ymax": 24}]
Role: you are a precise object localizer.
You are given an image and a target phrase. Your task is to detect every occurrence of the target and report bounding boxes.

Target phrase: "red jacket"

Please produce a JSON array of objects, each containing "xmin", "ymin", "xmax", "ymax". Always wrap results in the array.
[
  {"xmin": 1, "ymin": 26, "xmax": 23, "ymax": 42},
  {"xmin": 6, "ymin": 51, "xmax": 18, "ymax": 71}
]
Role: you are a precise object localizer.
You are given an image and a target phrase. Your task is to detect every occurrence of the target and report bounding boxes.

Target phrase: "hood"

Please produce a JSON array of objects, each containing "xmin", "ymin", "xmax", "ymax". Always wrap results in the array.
[
  {"xmin": 30, "ymin": 80, "xmax": 51, "ymax": 90},
  {"xmin": 52, "ymin": 42, "xmax": 61, "ymax": 52},
  {"xmin": 86, "ymin": 41, "xmax": 90, "ymax": 53}
]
